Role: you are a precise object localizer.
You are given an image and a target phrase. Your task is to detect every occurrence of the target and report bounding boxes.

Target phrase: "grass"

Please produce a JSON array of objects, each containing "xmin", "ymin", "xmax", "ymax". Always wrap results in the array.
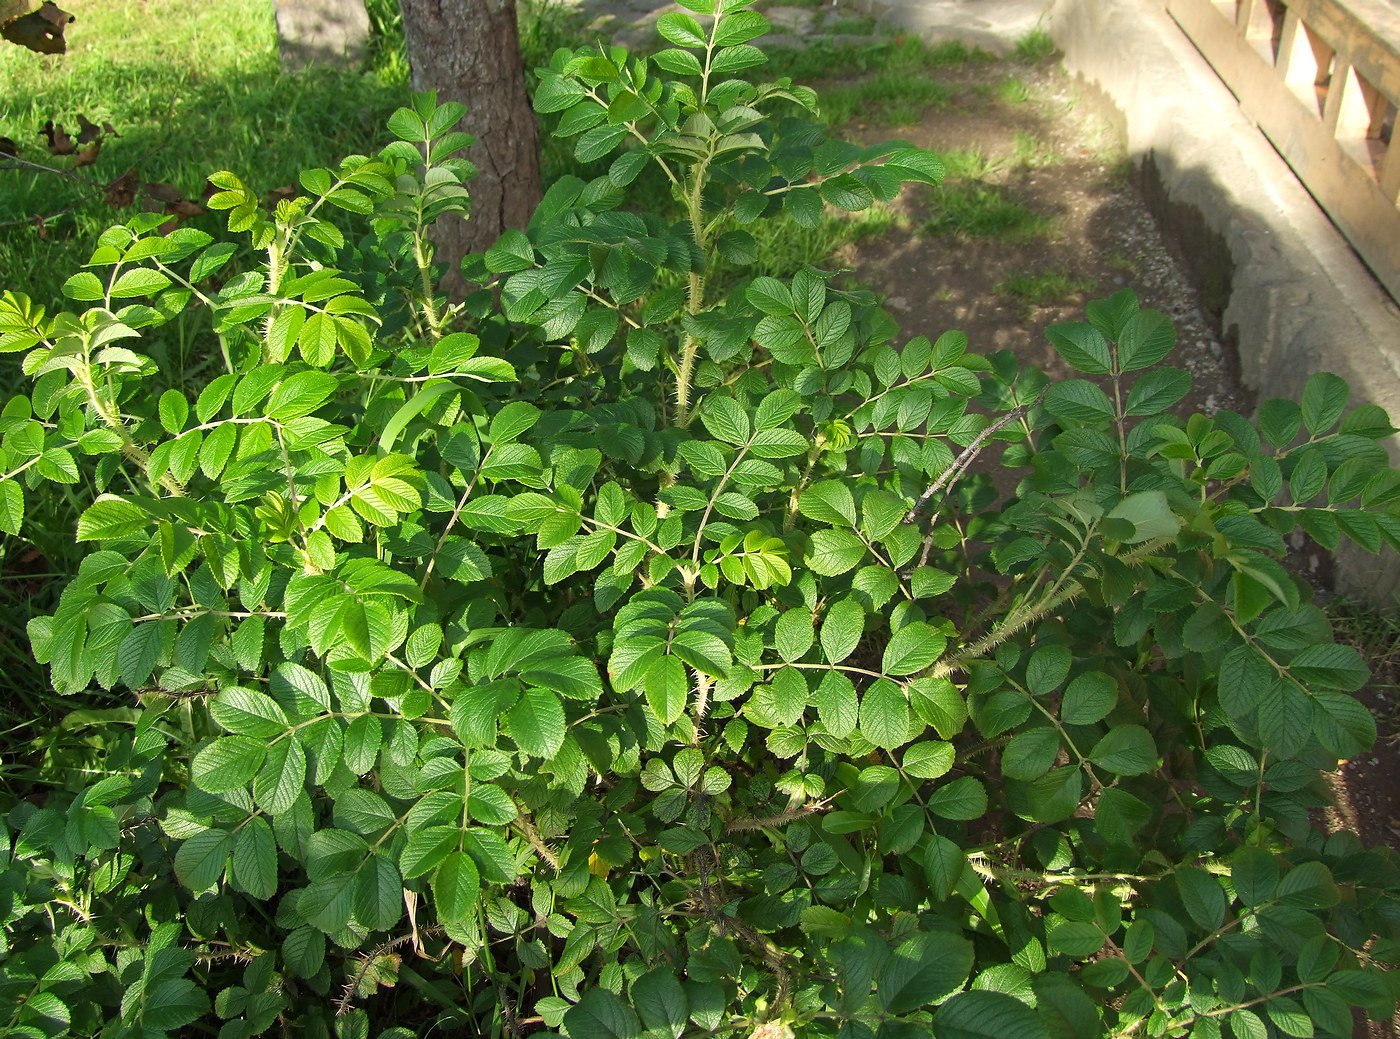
[
  {"xmin": 994, "ymin": 76, "xmax": 1033, "ymax": 104},
  {"xmin": 1015, "ymin": 27, "xmax": 1056, "ymax": 62},
  {"xmin": 923, "ymin": 182, "xmax": 1052, "ymax": 241},
  {"xmin": 819, "ymin": 74, "xmax": 952, "ymax": 127},
  {"xmin": 764, "ymin": 33, "xmax": 985, "ymax": 85},
  {"xmin": 0, "ymin": 0, "xmax": 409, "ymax": 308},
  {"xmin": 996, "ymin": 269, "xmax": 1097, "ymax": 307},
  {"xmin": 917, "ymin": 146, "xmax": 1057, "ymax": 242},
  {"xmin": 1329, "ymin": 602, "xmax": 1400, "ymax": 742},
  {"xmin": 745, "ymin": 204, "xmax": 905, "ymax": 278},
  {"xmin": 1012, "ymin": 130, "xmax": 1060, "ymax": 168}
]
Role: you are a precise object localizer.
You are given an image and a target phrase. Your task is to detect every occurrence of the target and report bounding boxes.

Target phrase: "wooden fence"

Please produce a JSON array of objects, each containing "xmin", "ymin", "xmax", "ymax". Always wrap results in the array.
[{"xmin": 1167, "ymin": 0, "xmax": 1400, "ymax": 304}]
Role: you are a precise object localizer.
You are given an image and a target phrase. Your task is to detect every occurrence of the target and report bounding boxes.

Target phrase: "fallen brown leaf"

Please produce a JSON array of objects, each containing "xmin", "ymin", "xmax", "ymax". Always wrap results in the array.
[
  {"xmin": 103, "ymin": 169, "xmax": 138, "ymax": 207},
  {"xmin": 143, "ymin": 180, "xmax": 181, "ymax": 203},
  {"xmin": 39, "ymin": 119, "xmax": 74, "ymax": 156},
  {"xmin": 75, "ymin": 113, "xmax": 102, "ymax": 145},
  {"xmin": 164, "ymin": 198, "xmax": 202, "ymax": 218},
  {"xmin": 1, "ymin": 1, "xmax": 74, "ymax": 55}
]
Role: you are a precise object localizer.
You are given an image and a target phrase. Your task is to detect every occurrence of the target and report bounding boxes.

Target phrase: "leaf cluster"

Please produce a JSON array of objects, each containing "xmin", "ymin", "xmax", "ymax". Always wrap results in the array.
[{"xmin": 2, "ymin": 4, "xmax": 1399, "ymax": 1037}]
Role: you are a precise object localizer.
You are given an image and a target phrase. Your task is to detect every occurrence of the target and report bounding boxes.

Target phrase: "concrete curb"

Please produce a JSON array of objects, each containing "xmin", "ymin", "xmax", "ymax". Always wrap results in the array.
[{"xmin": 854, "ymin": 0, "xmax": 1400, "ymax": 604}]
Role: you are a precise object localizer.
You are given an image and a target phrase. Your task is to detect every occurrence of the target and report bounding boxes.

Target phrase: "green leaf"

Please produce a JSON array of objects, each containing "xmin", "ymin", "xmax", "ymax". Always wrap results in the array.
[
  {"xmin": 565, "ymin": 989, "xmax": 642, "ymax": 1039},
  {"xmin": 118, "ymin": 621, "xmax": 165, "ymax": 688},
  {"xmin": 1275, "ymin": 860, "xmax": 1339, "ymax": 909},
  {"xmin": 77, "ymin": 496, "xmax": 148, "ymax": 541},
  {"xmin": 902, "ymin": 740, "xmax": 954, "ymax": 779},
  {"xmin": 467, "ymin": 784, "xmax": 517, "ymax": 825},
  {"xmin": 400, "ymin": 826, "xmax": 459, "ymax": 880},
  {"xmin": 283, "ymin": 927, "xmax": 326, "ymax": 978},
  {"xmin": 253, "ymin": 737, "xmax": 307, "ymax": 815},
  {"xmin": 1125, "ymin": 367, "xmax": 1191, "ymax": 416},
  {"xmin": 882, "ymin": 622, "xmax": 945, "ymax": 675},
  {"xmin": 211, "ymin": 686, "xmax": 288, "ymax": 738},
  {"xmin": 343, "ymin": 715, "xmax": 382, "ymax": 776},
  {"xmin": 1026, "ymin": 644, "xmax": 1071, "ymax": 694},
  {"xmin": 934, "ymin": 991, "xmax": 1050, "ymax": 1039},
  {"xmin": 656, "ymin": 11, "xmax": 706, "ymax": 47},
  {"xmin": 1232, "ymin": 846, "xmax": 1278, "ymax": 908},
  {"xmin": 877, "ymin": 930, "xmax": 974, "ymax": 1014},
  {"xmin": 1087, "ymin": 725, "xmax": 1156, "ymax": 776},
  {"xmin": 860, "ymin": 679, "xmax": 909, "ymax": 749},
  {"xmin": 110, "ymin": 267, "xmax": 172, "ymax": 298},
  {"xmin": 63, "ymin": 271, "xmax": 105, "ymax": 301},
  {"xmin": 1300, "ymin": 371, "xmax": 1348, "ymax": 434},
  {"xmin": 354, "ymin": 853, "xmax": 403, "ymax": 931},
  {"xmin": 1047, "ymin": 920, "xmax": 1103, "ymax": 957},
  {"xmin": 174, "ymin": 828, "xmax": 232, "ymax": 890},
  {"xmin": 774, "ymin": 608, "xmax": 814, "ymax": 662},
  {"xmin": 506, "ymin": 685, "xmax": 566, "ymax": 758},
  {"xmin": 484, "ymin": 229, "xmax": 535, "ymax": 273},
  {"xmin": 267, "ymin": 370, "xmax": 338, "ymax": 421},
  {"xmin": 799, "ymin": 480, "xmax": 856, "ymax": 525},
  {"xmin": 1045, "ymin": 322, "xmax": 1110, "ymax": 374},
  {"xmin": 1257, "ymin": 681, "xmax": 1311, "ymax": 758},
  {"xmin": 821, "ymin": 598, "xmax": 865, "ymax": 663},
  {"xmin": 1060, "ymin": 673, "xmax": 1116, "ymax": 724},
  {"xmin": 700, "ymin": 394, "xmax": 751, "ymax": 446},
  {"xmin": 1288, "ymin": 643, "xmax": 1367, "ymax": 691},
  {"xmin": 433, "ymin": 851, "xmax": 480, "ymax": 925},
  {"xmin": 230, "ymin": 816, "xmax": 278, "ymax": 900},
  {"xmin": 714, "ymin": 9, "xmax": 768, "ymax": 45},
  {"xmin": 1045, "ymin": 379, "xmax": 1114, "ymax": 424},
  {"xmin": 159, "ymin": 389, "xmax": 189, "ymax": 434},
  {"xmin": 0, "ymin": 481, "xmax": 21, "ymax": 536},
  {"xmin": 488, "ymin": 400, "xmax": 541, "ymax": 444},
  {"xmin": 1105, "ymin": 491, "xmax": 1178, "ymax": 544},
  {"xmin": 922, "ymin": 834, "xmax": 965, "ymax": 899},
  {"xmin": 1176, "ymin": 867, "xmax": 1226, "ymax": 930},
  {"xmin": 807, "ymin": 529, "xmax": 865, "ymax": 576},
  {"xmin": 1002, "ymin": 728, "xmax": 1060, "ymax": 781},
  {"xmin": 632, "ymin": 968, "xmax": 688, "ymax": 1039},
  {"xmin": 927, "ymin": 776, "xmax": 987, "ymax": 820},
  {"xmin": 191, "ymin": 735, "xmax": 265, "ymax": 793}
]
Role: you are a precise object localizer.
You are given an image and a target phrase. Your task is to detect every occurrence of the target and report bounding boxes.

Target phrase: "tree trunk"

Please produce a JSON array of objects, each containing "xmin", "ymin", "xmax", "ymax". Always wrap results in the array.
[{"xmin": 397, "ymin": 0, "xmax": 541, "ymax": 297}]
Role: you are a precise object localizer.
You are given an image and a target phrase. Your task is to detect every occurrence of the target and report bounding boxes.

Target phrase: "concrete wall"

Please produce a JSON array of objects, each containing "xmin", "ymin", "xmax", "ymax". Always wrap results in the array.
[{"xmin": 1049, "ymin": 0, "xmax": 1400, "ymax": 605}]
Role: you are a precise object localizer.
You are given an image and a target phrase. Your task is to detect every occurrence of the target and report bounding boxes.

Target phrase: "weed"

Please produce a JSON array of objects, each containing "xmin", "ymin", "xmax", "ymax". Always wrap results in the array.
[
  {"xmin": 820, "ymin": 74, "xmax": 952, "ymax": 127},
  {"xmin": 996, "ymin": 269, "xmax": 1097, "ymax": 306},
  {"xmin": 995, "ymin": 76, "xmax": 1032, "ymax": 104},
  {"xmin": 0, "ymin": 0, "xmax": 407, "ymax": 308},
  {"xmin": 519, "ymin": 0, "xmax": 591, "ymax": 69},
  {"xmin": 924, "ymin": 182, "xmax": 1053, "ymax": 240},
  {"xmin": 1012, "ymin": 130, "xmax": 1060, "ymax": 167},
  {"xmin": 746, "ymin": 204, "xmax": 904, "ymax": 276},
  {"xmin": 1330, "ymin": 601, "xmax": 1400, "ymax": 703},
  {"xmin": 934, "ymin": 147, "xmax": 1003, "ymax": 181},
  {"xmin": 363, "ymin": 0, "xmax": 409, "ymax": 79},
  {"xmin": 1015, "ymin": 26, "xmax": 1056, "ymax": 62},
  {"xmin": 1108, "ymin": 251, "xmax": 1142, "ymax": 277}
]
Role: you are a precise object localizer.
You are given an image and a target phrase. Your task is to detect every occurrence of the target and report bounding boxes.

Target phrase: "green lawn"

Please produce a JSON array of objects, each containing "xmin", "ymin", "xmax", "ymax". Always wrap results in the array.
[{"xmin": 1, "ymin": 0, "xmax": 407, "ymax": 306}]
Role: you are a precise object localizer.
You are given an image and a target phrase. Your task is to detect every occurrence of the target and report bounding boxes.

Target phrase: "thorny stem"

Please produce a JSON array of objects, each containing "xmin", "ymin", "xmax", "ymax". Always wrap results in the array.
[{"xmin": 930, "ymin": 535, "xmax": 1174, "ymax": 679}]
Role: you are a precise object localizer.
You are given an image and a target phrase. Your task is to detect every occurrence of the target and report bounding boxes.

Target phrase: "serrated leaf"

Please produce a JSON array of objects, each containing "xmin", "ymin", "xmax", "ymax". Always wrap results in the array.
[
  {"xmin": 877, "ymin": 930, "xmax": 974, "ymax": 1014},
  {"xmin": 882, "ymin": 622, "xmax": 945, "ymax": 675},
  {"xmin": 433, "ymin": 851, "xmax": 480, "ymax": 925}
]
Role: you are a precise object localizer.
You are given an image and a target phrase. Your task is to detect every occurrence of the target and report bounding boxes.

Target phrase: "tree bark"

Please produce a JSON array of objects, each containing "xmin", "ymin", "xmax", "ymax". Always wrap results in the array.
[{"xmin": 397, "ymin": 0, "xmax": 541, "ymax": 297}]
